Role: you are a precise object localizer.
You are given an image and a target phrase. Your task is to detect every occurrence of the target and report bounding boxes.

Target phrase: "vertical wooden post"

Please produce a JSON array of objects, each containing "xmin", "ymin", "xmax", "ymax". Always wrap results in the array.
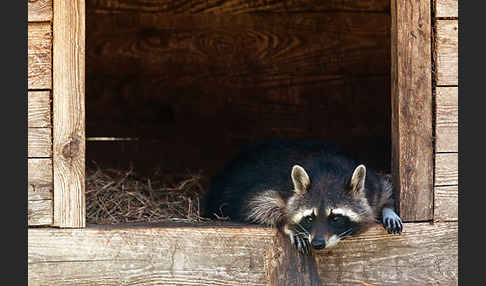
[
  {"xmin": 52, "ymin": 0, "xmax": 86, "ymax": 227},
  {"xmin": 391, "ymin": 0, "xmax": 434, "ymax": 221},
  {"xmin": 268, "ymin": 231, "xmax": 323, "ymax": 285}
]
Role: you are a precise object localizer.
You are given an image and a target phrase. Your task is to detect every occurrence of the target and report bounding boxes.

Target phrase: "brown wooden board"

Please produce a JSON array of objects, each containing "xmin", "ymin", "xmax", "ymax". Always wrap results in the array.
[
  {"xmin": 28, "ymin": 0, "xmax": 52, "ymax": 22},
  {"xmin": 391, "ymin": 0, "xmax": 433, "ymax": 221},
  {"xmin": 435, "ymin": 87, "xmax": 458, "ymax": 153},
  {"xmin": 28, "ymin": 159, "xmax": 53, "ymax": 226},
  {"xmin": 436, "ymin": 20, "xmax": 458, "ymax": 86},
  {"xmin": 87, "ymin": 12, "xmax": 389, "ymax": 80},
  {"xmin": 28, "ymin": 22, "xmax": 52, "ymax": 89},
  {"xmin": 86, "ymin": 11, "xmax": 391, "ymax": 173},
  {"xmin": 434, "ymin": 185, "xmax": 458, "ymax": 222},
  {"xmin": 435, "ymin": 153, "xmax": 458, "ymax": 186},
  {"xmin": 28, "ymin": 91, "xmax": 51, "ymax": 128},
  {"xmin": 28, "ymin": 128, "xmax": 52, "ymax": 158},
  {"xmin": 436, "ymin": 0, "xmax": 458, "ymax": 18},
  {"xmin": 86, "ymin": 0, "xmax": 390, "ymax": 14},
  {"xmin": 314, "ymin": 222, "xmax": 458, "ymax": 285},
  {"xmin": 28, "ymin": 222, "xmax": 457, "ymax": 285},
  {"xmin": 29, "ymin": 200, "xmax": 53, "ymax": 226},
  {"xmin": 52, "ymin": 0, "xmax": 86, "ymax": 227}
]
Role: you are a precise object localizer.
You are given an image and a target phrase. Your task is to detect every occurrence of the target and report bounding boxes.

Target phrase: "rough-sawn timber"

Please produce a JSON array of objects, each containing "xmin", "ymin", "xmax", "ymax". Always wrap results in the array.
[{"xmin": 28, "ymin": 222, "xmax": 457, "ymax": 285}]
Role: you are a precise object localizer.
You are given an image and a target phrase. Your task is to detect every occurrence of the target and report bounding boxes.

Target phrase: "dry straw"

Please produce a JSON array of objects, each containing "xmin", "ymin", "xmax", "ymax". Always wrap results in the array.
[{"xmin": 86, "ymin": 165, "xmax": 209, "ymax": 224}]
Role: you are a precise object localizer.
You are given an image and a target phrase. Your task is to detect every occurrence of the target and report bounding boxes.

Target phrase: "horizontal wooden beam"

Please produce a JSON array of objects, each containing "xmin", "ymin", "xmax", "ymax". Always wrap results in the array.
[
  {"xmin": 28, "ymin": 200, "xmax": 53, "ymax": 226},
  {"xmin": 28, "ymin": 128, "xmax": 52, "ymax": 158},
  {"xmin": 436, "ymin": 20, "xmax": 458, "ymax": 86},
  {"xmin": 28, "ymin": 159, "xmax": 53, "ymax": 226},
  {"xmin": 435, "ymin": 153, "xmax": 458, "ymax": 186},
  {"xmin": 28, "ymin": 22, "xmax": 52, "ymax": 89},
  {"xmin": 28, "ymin": 0, "xmax": 52, "ymax": 22},
  {"xmin": 28, "ymin": 91, "xmax": 51, "ymax": 128},
  {"xmin": 435, "ymin": 0, "xmax": 458, "ymax": 18},
  {"xmin": 86, "ymin": 0, "xmax": 390, "ymax": 14},
  {"xmin": 434, "ymin": 185, "xmax": 458, "ymax": 222},
  {"xmin": 29, "ymin": 222, "xmax": 457, "ymax": 285},
  {"xmin": 435, "ymin": 87, "xmax": 458, "ymax": 152}
]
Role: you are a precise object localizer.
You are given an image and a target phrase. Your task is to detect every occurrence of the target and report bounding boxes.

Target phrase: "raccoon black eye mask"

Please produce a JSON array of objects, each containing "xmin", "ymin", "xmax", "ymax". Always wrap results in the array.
[
  {"xmin": 202, "ymin": 140, "xmax": 403, "ymax": 254},
  {"xmin": 283, "ymin": 164, "xmax": 403, "ymax": 254}
]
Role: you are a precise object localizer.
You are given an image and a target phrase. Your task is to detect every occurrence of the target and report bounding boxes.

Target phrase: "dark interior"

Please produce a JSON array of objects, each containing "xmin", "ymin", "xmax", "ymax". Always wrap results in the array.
[{"xmin": 85, "ymin": 1, "xmax": 391, "ymax": 181}]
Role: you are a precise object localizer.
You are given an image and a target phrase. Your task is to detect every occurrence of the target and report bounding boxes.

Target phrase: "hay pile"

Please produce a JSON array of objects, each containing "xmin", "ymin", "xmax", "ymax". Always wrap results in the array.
[{"xmin": 86, "ymin": 166, "xmax": 208, "ymax": 224}]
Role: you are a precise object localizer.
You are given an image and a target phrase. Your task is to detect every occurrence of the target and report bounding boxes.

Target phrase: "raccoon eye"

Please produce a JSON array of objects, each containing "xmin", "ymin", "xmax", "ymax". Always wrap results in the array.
[
  {"xmin": 329, "ymin": 214, "xmax": 348, "ymax": 227},
  {"xmin": 301, "ymin": 215, "xmax": 314, "ymax": 227},
  {"xmin": 304, "ymin": 215, "xmax": 313, "ymax": 223}
]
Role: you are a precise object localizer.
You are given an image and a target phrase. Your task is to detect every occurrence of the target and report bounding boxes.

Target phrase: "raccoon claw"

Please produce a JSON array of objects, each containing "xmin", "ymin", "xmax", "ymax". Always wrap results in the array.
[{"xmin": 382, "ymin": 208, "xmax": 403, "ymax": 234}]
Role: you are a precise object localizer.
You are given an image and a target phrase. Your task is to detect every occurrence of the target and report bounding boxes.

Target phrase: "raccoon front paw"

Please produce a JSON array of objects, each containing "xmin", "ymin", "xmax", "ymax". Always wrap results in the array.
[
  {"xmin": 289, "ymin": 232, "xmax": 310, "ymax": 254},
  {"xmin": 382, "ymin": 208, "xmax": 403, "ymax": 234}
]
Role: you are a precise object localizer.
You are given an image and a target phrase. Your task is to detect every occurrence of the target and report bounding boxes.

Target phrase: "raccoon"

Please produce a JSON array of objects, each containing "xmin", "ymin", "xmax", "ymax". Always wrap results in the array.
[{"xmin": 202, "ymin": 140, "xmax": 403, "ymax": 254}]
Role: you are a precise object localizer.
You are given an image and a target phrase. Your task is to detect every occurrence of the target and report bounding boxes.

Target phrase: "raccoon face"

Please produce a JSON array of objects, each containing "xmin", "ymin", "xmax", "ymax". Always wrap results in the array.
[{"xmin": 287, "ymin": 164, "xmax": 375, "ymax": 251}]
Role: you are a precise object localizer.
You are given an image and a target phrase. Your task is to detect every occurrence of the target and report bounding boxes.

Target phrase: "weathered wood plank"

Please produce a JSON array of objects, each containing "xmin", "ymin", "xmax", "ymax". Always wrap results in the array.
[
  {"xmin": 28, "ymin": 128, "xmax": 52, "ymax": 158},
  {"xmin": 391, "ymin": 0, "xmax": 433, "ymax": 221},
  {"xmin": 28, "ymin": 158, "xmax": 53, "ymax": 226},
  {"xmin": 28, "ymin": 200, "xmax": 53, "ymax": 226},
  {"xmin": 436, "ymin": 0, "xmax": 458, "ymax": 18},
  {"xmin": 28, "ymin": 158, "xmax": 53, "ymax": 200},
  {"xmin": 314, "ymin": 222, "xmax": 458, "ymax": 285},
  {"xmin": 436, "ymin": 20, "xmax": 458, "ymax": 86},
  {"xmin": 29, "ymin": 224, "xmax": 275, "ymax": 285},
  {"xmin": 53, "ymin": 0, "xmax": 86, "ymax": 227},
  {"xmin": 86, "ymin": 0, "xmax": 390, "ymax": 14},
  {"xmin": 436, "ymin": 87, "xmax": 458, "ymax": 152},
  {"xmin": 28, "ymin": 91, "xmax": 51, "ymax": 128},
  {"xmin": 268, "ymin": 231, "xmax": 322, "ymax": 286},
  {"xmin": 28, "ymin": 0, "xmax": 52, "ymax": 22},
  {"xmin": 28, "ymin": 22, "xmax": 52, "ymax": 89},
  {"xmin": 435, "ymin": 153, "xmax": 458, "ymax": 186},
  {"xmin": 28, "ymin": 222, "xmax": 457, "ymax": 285},
  {"xmin": 87, "ymin": 12, "xmax": 389, "ymax": 79},
  {"xmin": 434, "ymin": 185, "xmax": 458, "ymax": 222}
]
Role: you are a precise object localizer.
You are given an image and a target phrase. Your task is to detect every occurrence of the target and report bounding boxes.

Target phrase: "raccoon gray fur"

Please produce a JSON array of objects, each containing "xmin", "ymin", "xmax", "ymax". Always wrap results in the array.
[{"xmin": 202, "ymin": 140, "xmax": 403, "ymax": 254}]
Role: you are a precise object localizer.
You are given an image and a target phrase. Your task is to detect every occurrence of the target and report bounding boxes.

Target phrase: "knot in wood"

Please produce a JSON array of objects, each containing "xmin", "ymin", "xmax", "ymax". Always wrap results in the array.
[{"xmin": 62, "ymin": 136, "xmax": 81, "ymax": 159}]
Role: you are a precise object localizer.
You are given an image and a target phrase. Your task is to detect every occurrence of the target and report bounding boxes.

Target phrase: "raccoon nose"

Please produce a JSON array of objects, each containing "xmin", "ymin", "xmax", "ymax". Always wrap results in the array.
[{"xmin": 311, "ymin": 237, "xmax": 326, "ymax": 250}]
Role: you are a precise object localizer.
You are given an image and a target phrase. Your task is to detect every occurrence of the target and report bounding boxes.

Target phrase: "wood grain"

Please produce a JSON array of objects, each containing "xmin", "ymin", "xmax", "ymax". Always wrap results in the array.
[
  {"xmin": 53, "ymin": 0, "xmax": 86, "ymax": 227},
  {"xmin": 29, "ymin": 224, "xmax": 275, "ymax": 285},
  {"xmin": 86, "ymin": 11, "xmax": 391, "ymax": 173},
  {"xmin": 435, "ymin": 153, "xmax": 458, "ymax": 186},
  {"xmin": 28, "ymin": 159, "xmax": 53, "ymax": 226},
  {"xmin": 391, "ymin": 0, "xmax": 433, "ymax": 221},
  {"xmin": 268, "ymin": 231, "xmax": 322, "ymax": 286},
  {"xmin": 28, "ymin": 128, "xmax": 52, "ymax": 157},
  {"xmin": 434, "ymin": 185, "xmax": 458, "ymax": 221},
  {"xmin": 29, "ymin": 200, "xmax": 53, "ymax": 226},
  {"xmin": 28, "ymin": 22, "xmax": 52, "ymax": 89},
  {"xmin": 436, "ymin": 0, "xmax": 458, "ymax": 18},
  {"xmin": 28, "ymin": 158, "xmax": 53, "ymax": 200},
  {"xmin": 28, "ymin": 0, "xmax": 52, "ymax": 22},
  {"xmin": 86, "ymin": 0, "xmax": 390, "ymax": 14},
  {"xmin": 28, "ymin": 222, "xmax": 457, "ymax": 285},
  {"xmin": 436, "ymin": 20, "xmax": 458, "ymax": 86},
  {"xmin": 435, "ymin": 87, "xmax": 458, "ymax": 152},
  {"xmin": 87, "ymin": 12, "xmax": 389, "ymax": 79},
  {"xmin": 28, "ymin": 91, "xmax": 51, "ymax": 128},
  {"xmin": 314, "ymin": 222, "xmax": 458, "ymax": 285}
]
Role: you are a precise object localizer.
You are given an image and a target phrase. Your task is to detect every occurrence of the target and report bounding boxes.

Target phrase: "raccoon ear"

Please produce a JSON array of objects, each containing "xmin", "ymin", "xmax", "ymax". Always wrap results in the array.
[
  {"xmin": 349, "ymin": 164, "xmax": 366, "ymax": 194},
  {"xmin": 291, "ymin": 165, "xmax": 310, "ymax": 195}
]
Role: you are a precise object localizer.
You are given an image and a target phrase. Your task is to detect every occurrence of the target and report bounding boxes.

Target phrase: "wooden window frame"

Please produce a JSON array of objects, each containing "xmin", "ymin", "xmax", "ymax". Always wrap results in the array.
[{"xmin": 51, "ymin": 0, "xmax": 435, "ymax": 227}]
